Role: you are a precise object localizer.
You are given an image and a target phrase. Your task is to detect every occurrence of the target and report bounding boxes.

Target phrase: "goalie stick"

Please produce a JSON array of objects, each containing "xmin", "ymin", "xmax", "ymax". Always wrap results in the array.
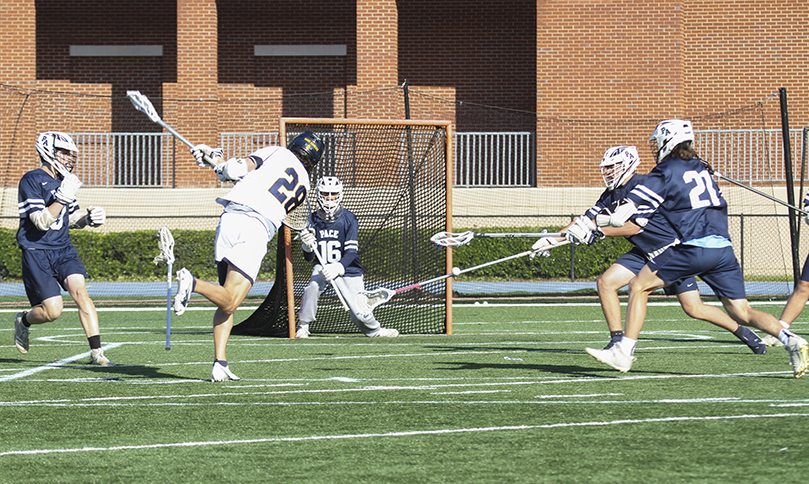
[
  {"xmin": 430, "ymin": 230, "xmax": 564, "ymax": 247},
  {"xmin": 153, "ymin": 226, "xmax": 175, "ymax": 350},
  {"xmin": 700, "ymin": 158, "xmax": 809, "ymax": 216},
  {"xmin": 354, "ymin": 240, "xmax": 571, "ymax": 314},
  {"xmin": 287, "ymin": 197, "xmax": 350, "ymax": 311}
]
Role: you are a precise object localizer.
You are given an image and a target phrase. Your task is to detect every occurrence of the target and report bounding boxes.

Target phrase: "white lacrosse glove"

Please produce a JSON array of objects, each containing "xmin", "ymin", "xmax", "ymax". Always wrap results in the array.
[
  {"xmin": 213, "ymin": 157, "xmax": 249, "ymax": 182},
  {"xmin": 54, "ymin": 173, "xmax": 82, "ymax": 205},
  {"xmin": 299, "ymin": 228, "xmax": 317, "ymax": 253},
  {"xmin": 190, "ymin": 144, "xmax": 224, "ymax": 168},
  {"xmin": 566, "ymin": 216, "xmax": 597, "ymax": 245},
  {"xmin": 530, "ymin": 237, "xmax": 561, "ymax": 259},
  {"xmin": 804, "ymin": 192, "xmax": 809, "ymax": 226},
  {"xmin": 320, "ymin": 262, "xmax": 345, "ymax": 282},
  {"xmin": 595, "ymin": 199, "xmax": 638, "ymax": 228},
  {"xmin": 86, "ymin": 206, "xmax": 106, "ymax": 227}
]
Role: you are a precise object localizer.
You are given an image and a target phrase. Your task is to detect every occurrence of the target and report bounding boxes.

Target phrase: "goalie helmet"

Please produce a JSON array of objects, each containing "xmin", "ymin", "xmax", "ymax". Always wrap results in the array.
[
  {"xmin": 599, "ymin": 145, "xmax": 640, "ymax": 190},
  {"xmin": 36, "ymin": 131, "xmax": 78, "ymax": 176},
  {"xmin": 317, "ymin": 176, "xmax": 343, "ymax": 219},
  {"xmin": 649, "ymin": 119, "xmax": 694, "ymax": 164},
  {"xmin": 288, "ymin": 131, "xmax": 325, "ymax": 166}
]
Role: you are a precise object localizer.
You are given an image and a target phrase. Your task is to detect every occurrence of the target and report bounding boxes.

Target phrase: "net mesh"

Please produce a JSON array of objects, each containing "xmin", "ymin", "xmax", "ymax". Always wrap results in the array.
[{"xmin": 233, "ymin": 119, "xmax": 451, "ymax": 337}]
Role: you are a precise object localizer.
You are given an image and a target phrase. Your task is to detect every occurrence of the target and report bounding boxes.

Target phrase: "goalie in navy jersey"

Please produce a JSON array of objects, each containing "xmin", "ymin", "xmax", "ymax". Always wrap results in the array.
[
  {"xmin": 534, "ymin": 145, "xmax": 765, "ymax": 354},
  {"xmin": 585, "ymin": 119, "xmax": 809, "ymax": 377},
  {"xmin": 14, "ymin": 131, "xmax": 113, "ymax": 366},
  {"xmin": 296, "ymin": 177, "xmax": 398, "ymax": 338}
]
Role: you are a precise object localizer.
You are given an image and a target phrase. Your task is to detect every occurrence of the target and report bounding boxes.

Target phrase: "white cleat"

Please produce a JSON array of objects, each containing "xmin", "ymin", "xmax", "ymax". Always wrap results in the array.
[
  {"xmin": 90, "ymin": 348, "xmax": 115, "ymax": 366},
  {"xmin": 295, "ymin": 326, "xmax": 310, "ymax": 339},
  {"xmin": 761, "ymin": 334, "xmax": 784, "ymax": 347},
  {"xmin": 585, "ymin": 346, "xmax": 636, "ymax": 373},
  {"xmin": 785, "ymin": 335, "xmax": 809, "ymax": 378},
  {"xmin": 370, "ymin": 328, "xmax": 399, "ymax": 338},
  {"xmin": 173, "ymin": 268, "xmax": 193, "ymax": 316},
  {"xmin": 14, "ymin": 311, "xmax": 29, "ymax": 354},
  {"xmin": 211, "ymin": 361, "xmax": 241, "ymax": 382}
]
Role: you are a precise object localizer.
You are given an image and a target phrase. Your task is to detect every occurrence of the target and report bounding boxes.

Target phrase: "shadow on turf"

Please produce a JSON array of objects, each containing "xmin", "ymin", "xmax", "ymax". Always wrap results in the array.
[{"xmin": 59, "ymin": 364, "xmax": 197, "ymax": 380}]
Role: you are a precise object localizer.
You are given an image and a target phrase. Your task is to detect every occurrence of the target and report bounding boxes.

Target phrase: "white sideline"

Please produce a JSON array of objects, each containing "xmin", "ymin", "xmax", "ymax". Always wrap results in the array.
[
  {"xmin": 0, "ymin": 343, "xmax": 124, "ymax": 382},
  {"xmin": 1, "ymin": 412, "xmax": 807, "ymax": 457}
]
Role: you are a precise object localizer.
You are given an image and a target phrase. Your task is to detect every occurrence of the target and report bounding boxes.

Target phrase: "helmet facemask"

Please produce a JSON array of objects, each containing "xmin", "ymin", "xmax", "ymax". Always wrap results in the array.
[
  {"xmin": 36, "ymin": 131, "xmax": 78, "ymax": 177},
  {"xmin": 599, "ymin": 145, "xmax": 640, "ymax": 190},
  {"xmin": 317, "ymin": 176, "xmax": 344, "ymax": 219}
]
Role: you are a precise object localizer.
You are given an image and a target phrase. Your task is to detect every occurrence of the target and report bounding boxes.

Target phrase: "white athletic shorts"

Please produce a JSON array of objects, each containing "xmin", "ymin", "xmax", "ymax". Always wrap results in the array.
[{"xmin": 215, "ymin": 210, "xmax": 276, "ymax": 283}]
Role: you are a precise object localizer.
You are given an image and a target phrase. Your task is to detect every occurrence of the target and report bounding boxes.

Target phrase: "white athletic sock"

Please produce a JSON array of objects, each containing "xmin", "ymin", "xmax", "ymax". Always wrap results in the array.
[
  {"xmin": 618, "ymin": 337, "xmax": 637, "ymax": 356},
  {"xmin": 778, "ymin": 329, "xmax": 793, "ymax": 346},
  {"xmin": 778, "ymin": 319, "xmax": 790, "ymax": 330}
]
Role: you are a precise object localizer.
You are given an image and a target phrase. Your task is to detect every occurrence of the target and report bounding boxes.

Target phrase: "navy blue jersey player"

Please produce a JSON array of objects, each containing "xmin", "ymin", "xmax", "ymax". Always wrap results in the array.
[
  {"xmin": 586, "ymin": 120, "xmax": 809, "ymax": 377},
  {"xmin": 14, "ymin": 131, "xmax": 113, "ymax": 365},
  {"xmin": 296, "ymin": 176, "xmax": 398, "ymax": 338},
  {"xmin": 534, "ymin": 146, "xmax": 763, "ymax": 353}
]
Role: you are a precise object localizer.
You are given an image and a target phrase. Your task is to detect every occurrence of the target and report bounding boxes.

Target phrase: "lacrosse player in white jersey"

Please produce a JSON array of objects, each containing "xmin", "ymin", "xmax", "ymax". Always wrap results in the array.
[
  {"xmin": 296, "ymin": 176, "xmax": 398, "ymax": 338},
  {"xmin": 175, "ymin": 131, "xmax": 325, "ymax": 381},
  {"xmin": 14, "ymin": 131, "xmax": 112, "ymax": 365}
]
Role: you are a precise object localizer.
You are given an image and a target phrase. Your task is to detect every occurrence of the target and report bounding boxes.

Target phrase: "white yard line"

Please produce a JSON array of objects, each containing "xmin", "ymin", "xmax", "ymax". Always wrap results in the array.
[
  {"xmin": 2, "ymin": 412, "xmax": 807, "ymax": 457},
  {"xmin": 0, "ymin": 343, "xmax": 125, "ymax": 382}
]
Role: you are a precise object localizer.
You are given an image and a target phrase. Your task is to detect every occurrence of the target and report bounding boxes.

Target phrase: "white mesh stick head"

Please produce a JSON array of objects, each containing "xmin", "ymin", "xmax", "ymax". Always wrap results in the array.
[
  {"xmin": 354, "ymin": 288, "xmax": 396, "ymax": 315},
  {"xmin": 429, "ymin": 231, "xmax": 474, "ymax": 247},
  {"xmin": 153, "ymin": 226, "xmax": 175, "ymax": 265}
]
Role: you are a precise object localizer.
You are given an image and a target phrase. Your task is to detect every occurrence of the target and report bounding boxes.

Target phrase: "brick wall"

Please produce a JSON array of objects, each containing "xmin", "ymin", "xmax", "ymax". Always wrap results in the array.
[{"xmin": 0, "ymin": 1, "xmax": 807, "ymax": 188}]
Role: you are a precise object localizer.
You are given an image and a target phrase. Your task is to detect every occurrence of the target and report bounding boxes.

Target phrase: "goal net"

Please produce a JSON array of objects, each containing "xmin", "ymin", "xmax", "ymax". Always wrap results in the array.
[{"xmin": 232, "ymin": 118, "xmax": 453, "ymax": 337}]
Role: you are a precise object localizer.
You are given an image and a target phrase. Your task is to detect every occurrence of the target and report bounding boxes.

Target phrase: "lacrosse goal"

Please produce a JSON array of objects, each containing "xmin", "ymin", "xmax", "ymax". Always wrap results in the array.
[{"xmin": 232, "ymin": 118, "xmax": 453, "ymax": 337}]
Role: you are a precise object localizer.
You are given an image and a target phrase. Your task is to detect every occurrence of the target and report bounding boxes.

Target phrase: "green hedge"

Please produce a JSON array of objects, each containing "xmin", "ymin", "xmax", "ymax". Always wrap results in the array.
[
  {"xmin": 0, "ymin": 226, "xmax": 630, "ymax": 283},
  {"xmin": 0, "ymin": 228, "xmax": 277, "ymax": 283}
]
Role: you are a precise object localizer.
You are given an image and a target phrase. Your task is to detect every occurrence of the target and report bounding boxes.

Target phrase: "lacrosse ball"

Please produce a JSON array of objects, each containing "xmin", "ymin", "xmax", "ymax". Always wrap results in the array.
[{"xmin": 452, "ymin": 267, "xmax": 461, "ymax": 276}]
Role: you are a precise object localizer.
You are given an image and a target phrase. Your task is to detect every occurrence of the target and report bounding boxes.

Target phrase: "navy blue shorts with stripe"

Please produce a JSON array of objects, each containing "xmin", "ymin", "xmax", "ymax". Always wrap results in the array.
[{"xmin": 22, "ymin": 245, "xmax": 88, "ymax": 306}]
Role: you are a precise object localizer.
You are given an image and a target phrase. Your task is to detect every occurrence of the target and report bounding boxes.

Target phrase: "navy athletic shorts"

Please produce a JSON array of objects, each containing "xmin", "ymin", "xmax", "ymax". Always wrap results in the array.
[
  {"xmin": 614, "ymin": 246, "xmax": 696, "ymax": 296},
  {"xmin": 801, "ymin": 251, "xmax": 809, "ymax": 282},
  {"xmin": 654, "ymin": 244, "xmax": 746, "ymax": 300},
  {"xmin": 21, "ymin": 245, "xmax": 88, "ymax": 306}
]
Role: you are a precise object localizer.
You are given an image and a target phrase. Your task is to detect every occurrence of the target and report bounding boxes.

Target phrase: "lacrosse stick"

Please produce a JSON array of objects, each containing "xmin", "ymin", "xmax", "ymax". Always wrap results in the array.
[
  {"xmin": 355, "ymin": 240, "xmax": 571, "ymax": 313},
  {"xmin": 284, "ymin": 197, "xmax": 350, "ymax": 311},
  {"xmin": 430, "ymin": 230, "xmax": 564, "ymax": 247},
  {"xmin": 126, "ymin": 90, "xmax": 223, "ymax": 167},
  {"xmin": 153, "ymin": 226, "xmax": 175, "ymax": 350},
  {"xmin": 699, "ymin": 158, "xmax": 809, "ymax": 216}
]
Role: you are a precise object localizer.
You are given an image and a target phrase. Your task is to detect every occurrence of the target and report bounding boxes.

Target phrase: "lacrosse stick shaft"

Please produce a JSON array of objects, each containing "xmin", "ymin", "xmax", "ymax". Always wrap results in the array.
[
  {"xmin": 396, "ymin": 241, "xmax": 572, "ymax": 293},
  {"xmin": 474, "ymin": 232, "xmax": 564, "ymax": 238},
  {"xmin": 155, "ymin": 119, "xmax": 195, "ymax": 149},
  {"xmin": 312, "ymin": 246, "xmax": 350, "ymax": 311},
  {"xmin": 165, "ymin": 262, "xmax": 172, "ymax": 350},
  {"xmin": 716, "ymin": 172, "xmax": 809, "ymax": 215}
]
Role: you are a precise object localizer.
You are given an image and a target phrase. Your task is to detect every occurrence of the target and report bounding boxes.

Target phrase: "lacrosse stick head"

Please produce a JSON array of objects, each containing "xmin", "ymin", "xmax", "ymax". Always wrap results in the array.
[
  {"xmin": 153, "ymin": 226, "xmax": 176, "ymax": 265},
  {"xmin": 127, "ymin": 90, "xmax": 161, "ymax": 123},
  {"xmin": 354, "ymin": 288, "xmax": 397, "ymax": 315},
  {"xmin": 430, "ymin": 231, "xmax": 474, "ymax": 247},
  {"xmin": 282, "ymin": 195, "xmax": 313, "ymax": 232}
]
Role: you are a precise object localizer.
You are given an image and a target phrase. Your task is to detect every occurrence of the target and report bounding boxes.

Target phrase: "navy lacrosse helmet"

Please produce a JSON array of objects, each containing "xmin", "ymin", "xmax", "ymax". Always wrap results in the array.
[{"xmin": 287, "ymin": 131, "xmax": 325, "ymax": 166}]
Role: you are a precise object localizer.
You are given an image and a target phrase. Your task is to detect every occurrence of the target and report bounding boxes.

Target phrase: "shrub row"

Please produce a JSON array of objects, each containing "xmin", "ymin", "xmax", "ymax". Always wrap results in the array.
[{"xmin": 0, "ymin": 226, "xmax": 631, "ymax": 283}]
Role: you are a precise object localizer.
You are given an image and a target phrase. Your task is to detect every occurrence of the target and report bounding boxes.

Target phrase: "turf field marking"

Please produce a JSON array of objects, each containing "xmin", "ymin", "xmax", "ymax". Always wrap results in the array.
[
  {"xmin": 2, "ymin": 412, "xmax": 807, "ymax": 457},
  {"xmin": 0, "ymin": 343, "xmax": 125, "ymax": 382}
]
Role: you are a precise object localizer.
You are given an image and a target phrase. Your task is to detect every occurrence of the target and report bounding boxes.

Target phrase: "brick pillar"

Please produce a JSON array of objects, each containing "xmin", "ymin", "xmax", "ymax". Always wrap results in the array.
[
  {"xmin": 164, "ymin": 0, "xmax": 219, "ymax": 187},
  {"xmin": 0, "ymin": 0, "xmax": 36, "ymax": 83},
  {"xmin": 351, "ymin": 0, "xmax": 400, "ymax": 118}
]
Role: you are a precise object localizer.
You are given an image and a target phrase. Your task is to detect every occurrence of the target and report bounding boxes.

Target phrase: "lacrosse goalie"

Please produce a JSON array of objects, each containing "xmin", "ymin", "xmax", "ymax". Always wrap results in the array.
[
  {"xmin": 14, "ymin": 131, "xmax": 113, "ymax": 365},
  {"xmin": 534, "ymin": 144, "xmax": 766, "ymax": 355},
  {"xmin": 296, "ymin": 176, "xmax": 398, "ymax": 338}
]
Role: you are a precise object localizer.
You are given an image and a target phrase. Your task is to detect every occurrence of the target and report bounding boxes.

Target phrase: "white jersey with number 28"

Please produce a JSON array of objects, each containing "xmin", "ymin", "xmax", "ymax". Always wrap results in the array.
[{"xmin": 216, "ymin": 146, "xmax": 311, "ymax": 228}]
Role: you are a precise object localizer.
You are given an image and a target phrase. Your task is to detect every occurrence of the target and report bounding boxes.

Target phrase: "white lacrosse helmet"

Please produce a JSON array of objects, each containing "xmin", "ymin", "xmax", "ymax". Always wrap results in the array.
[
  {"xmin": 36, "ymin": 131, "xmax": 78, "ymax": 175},
  {"xmin": 649, "ymin": 119, "xmax": 694, "ymax": 163},
  {"xmin": 317, "ymin": 176, "xmax": 343, "ymax": 218},
  {"xmin": 599, "ymin": 145, "xmax": 640, "ymax": 190}
]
